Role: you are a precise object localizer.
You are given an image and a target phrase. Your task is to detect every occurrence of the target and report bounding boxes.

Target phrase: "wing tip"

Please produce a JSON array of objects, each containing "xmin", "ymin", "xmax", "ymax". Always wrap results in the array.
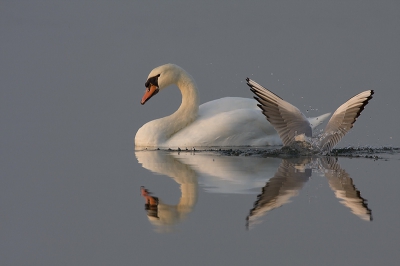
[
  {"xmin": 354, "ymin": 89, "xmax": 374, "ymax": 121},
  {"xmin": 321, "ymin": 90, "xmax": 374, "ymax": 153}
]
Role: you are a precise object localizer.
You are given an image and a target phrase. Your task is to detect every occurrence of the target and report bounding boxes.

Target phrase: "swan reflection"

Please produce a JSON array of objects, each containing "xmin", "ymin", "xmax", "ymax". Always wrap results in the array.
[
  {"xmin": 137, "ymin": 151, "xmax": 198, "ymax": 233},
  {"xmin": 136, "ymin": 150, "xmax": 372, "ymax": 232}
]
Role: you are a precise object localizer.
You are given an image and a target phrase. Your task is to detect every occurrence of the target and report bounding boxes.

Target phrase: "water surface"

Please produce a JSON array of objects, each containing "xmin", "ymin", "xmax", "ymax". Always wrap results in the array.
[{"xmin": 133, "ymin": 149, "xmax": 400, "ymax": 265}]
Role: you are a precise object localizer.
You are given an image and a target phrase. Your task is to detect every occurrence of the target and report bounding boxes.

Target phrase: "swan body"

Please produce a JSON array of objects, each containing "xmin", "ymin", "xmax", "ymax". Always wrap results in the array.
[
  {"xmin": 247, "ymin": 78, "xmax": 374, "ymax": 153},
  {"xmin": 135, "ymin": 64, "xmax": 330, "ymax": 148}
]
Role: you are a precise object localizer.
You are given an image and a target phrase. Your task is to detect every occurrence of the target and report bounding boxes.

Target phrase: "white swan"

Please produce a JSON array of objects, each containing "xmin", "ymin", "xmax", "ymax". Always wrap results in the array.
[
  {"xmin": 135, "ymin": 64, "xmax": 331, "ymax": 148},
  {"xmin": 246, "ymin": 78, "xmax": 374, "ymax": 153}
]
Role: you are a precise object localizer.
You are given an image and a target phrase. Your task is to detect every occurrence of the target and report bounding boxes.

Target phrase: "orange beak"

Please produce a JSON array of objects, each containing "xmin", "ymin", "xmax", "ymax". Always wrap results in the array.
[{"xmin": 141, "ymin": 84, "xmax": 159, "ymax": 105}]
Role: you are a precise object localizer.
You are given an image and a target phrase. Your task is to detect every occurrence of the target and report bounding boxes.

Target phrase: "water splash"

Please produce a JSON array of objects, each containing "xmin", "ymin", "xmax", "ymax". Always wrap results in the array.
[{"xmin": 137, "ymin": 146, "xmax": 400, "ymax": 159}]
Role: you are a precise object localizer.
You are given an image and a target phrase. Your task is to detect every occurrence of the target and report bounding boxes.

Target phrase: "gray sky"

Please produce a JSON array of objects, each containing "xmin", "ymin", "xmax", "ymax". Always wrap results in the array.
[{"xmin": 2, "ymin": 1, "xmax": 400, "ymax": 150}]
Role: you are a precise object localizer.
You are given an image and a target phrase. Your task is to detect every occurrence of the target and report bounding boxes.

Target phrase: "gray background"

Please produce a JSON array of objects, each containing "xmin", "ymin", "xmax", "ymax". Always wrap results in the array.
[
  {"xmin": 2, "ymin": 1, "xmax": 400, "ymax": 265},
  {"xmin": 2, "ymin": 1, "xmax": 399, "ymax": 150}
]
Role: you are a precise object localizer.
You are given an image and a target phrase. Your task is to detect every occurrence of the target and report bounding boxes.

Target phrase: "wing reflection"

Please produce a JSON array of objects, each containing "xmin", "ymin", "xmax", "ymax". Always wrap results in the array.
[
  {"xmin": 246, "ymin": 158, "xmax": 312, "ymax": 229},
  {"xmin": 320, "ymin": 157, "xmax": 372, "ymax": 221},
  {"xmin": 247, "ymin": 157, "xmax": 372, "ymax": 229}
]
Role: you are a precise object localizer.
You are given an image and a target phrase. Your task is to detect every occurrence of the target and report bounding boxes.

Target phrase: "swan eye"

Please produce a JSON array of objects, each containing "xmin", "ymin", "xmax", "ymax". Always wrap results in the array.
[{"xmin": 145, "ymin": 74, "xmax": 161, "ymax": 88}]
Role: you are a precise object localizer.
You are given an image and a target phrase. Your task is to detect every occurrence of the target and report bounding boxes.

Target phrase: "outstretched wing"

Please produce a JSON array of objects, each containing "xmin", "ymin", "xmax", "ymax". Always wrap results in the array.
[
  {"xmin": 246, "ymin": 78, "xmax": 312, "ymax": 146},
  {"xmin": 320, "ymin": 90, "xmax": 374, "ymax": 153}
]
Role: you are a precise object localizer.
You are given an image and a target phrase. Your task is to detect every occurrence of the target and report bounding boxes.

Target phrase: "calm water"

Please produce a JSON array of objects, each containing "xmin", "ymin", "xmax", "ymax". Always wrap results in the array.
[
  {"xmin": 3, "ymin": 145, "xmax": 399, "ymax": 265},
  {"xmin": 134, "ymin": 149, "xmax": 400, "ymax": 266}
]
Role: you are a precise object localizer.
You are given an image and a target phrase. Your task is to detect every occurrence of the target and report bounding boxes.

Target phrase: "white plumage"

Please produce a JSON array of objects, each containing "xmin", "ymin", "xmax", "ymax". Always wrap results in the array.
[{"xmin": 135, "ymin": 64, "xmax": 330, "ymax": 148}]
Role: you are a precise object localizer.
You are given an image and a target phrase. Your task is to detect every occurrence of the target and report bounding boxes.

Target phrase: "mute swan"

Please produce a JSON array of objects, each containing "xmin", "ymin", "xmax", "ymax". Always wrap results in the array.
[
  {"xmin": 135, "ymin": 64, "xmax": 330, "ymax": 148},
  {"xmin": 246, "ymin": 78, "xmax": 374, "ymax": 153}
]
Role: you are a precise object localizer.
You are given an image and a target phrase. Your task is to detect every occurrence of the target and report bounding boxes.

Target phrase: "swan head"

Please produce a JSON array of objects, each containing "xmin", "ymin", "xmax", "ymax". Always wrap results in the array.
[{"xmin": 141, "ymin": 64, "xmax": 184, "ymax": 105}]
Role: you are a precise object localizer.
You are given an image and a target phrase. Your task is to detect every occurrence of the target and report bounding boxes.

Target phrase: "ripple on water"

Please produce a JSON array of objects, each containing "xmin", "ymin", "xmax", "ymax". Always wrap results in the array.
[{"xmin": 138, "ymin": 146, "xmax": 400, "ymax": 160}]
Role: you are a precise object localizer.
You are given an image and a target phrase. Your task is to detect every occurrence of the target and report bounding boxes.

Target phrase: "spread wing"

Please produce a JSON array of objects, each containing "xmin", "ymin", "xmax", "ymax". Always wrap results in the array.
[
  {"xmin": 246, "ymin": 78, "xmax": 312, "ymax": 146},
  {"xmin": 319, "ymin": 90, "xmax": 374, "ymax": 153}
]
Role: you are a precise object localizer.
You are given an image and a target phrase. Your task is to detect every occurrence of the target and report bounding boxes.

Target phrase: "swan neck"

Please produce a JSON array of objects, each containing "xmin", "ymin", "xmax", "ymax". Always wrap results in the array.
[
  {"xmin": 161, "ymin": 69, "xmax": 199, "ymax": 140},
  {"xmin": 175, "ymin": 71, "xmax": 199, "ymax": 118}
]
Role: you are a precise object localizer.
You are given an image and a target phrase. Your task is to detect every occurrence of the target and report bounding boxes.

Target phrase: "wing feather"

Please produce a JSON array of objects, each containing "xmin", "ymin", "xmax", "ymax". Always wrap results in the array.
[
  {"xmin": 320, "ymin": 90, "xmax": 374, "ymax": 153},
  {"xmin": 246, "ymin": 78, "xmax": 312, "ymax": 146}
]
